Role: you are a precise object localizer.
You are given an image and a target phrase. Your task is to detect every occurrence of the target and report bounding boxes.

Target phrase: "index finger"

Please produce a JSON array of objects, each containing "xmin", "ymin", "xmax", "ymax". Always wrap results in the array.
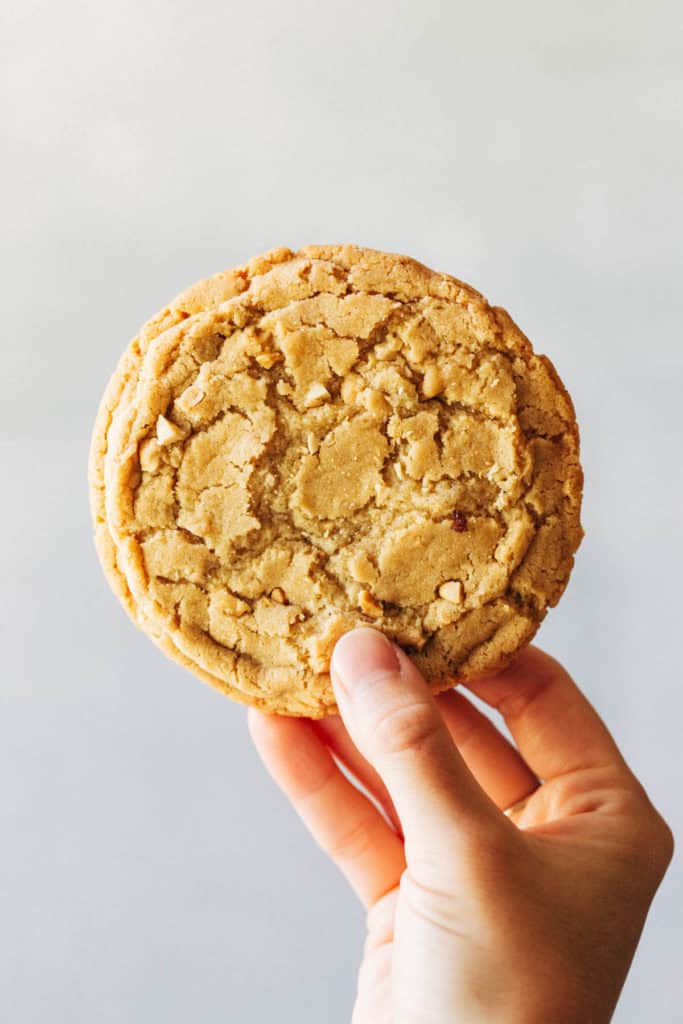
[{"xmin": 465, "ymin": 646, "xmax": 627, "ymax": 782}]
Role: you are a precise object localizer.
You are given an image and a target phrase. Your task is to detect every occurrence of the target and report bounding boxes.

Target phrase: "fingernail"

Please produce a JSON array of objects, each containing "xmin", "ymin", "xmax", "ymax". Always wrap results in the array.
[{"xmin": 331, "ymin": 627, "xmax": 400, "ymax": 699}]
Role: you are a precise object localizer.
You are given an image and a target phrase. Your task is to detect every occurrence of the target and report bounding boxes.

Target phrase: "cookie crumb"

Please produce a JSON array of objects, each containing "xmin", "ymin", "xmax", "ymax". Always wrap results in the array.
[{"xmin": 270, "ymin": 587, "xmax": 286, "ymax": 604}]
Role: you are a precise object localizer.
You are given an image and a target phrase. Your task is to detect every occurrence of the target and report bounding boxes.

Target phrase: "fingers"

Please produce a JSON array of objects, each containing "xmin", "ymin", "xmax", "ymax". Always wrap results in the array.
[
  {"xmin": 313, "ymin": 716, "xmax": 402, "ymax": 832},
  {"xmin": 435, "ymin": 689, "xmax": 539, "ymax": 810},
  {"xmin": 353, "ymin": 890, "xmax": 397, "ymax": 1024},
  {"xmin": 248, "ymin": 709, "xmax": 405, "ymax": 907},
  {"xmin": 466, "ymin": 646, "xmax": 627, "ymax": 782},
  {"xmin": 331, "ymin": 629, "xmax": 506, "ymax": 874},
  {"xmin": 317, "ymin": 693, "xmax": 537, "ymax": 825}
]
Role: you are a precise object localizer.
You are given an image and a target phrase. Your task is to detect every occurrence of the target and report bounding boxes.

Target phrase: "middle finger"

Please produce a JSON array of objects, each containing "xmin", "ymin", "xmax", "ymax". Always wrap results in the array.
[{"xmin": 436, "ymin": 688, "xmax": 539, "ymax": 810}]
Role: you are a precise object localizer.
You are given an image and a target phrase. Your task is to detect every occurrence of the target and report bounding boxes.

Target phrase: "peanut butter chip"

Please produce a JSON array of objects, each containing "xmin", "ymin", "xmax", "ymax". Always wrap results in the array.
[{"xmin": 93, "ymin": 244, "xmax": 583, "ymax": 718}]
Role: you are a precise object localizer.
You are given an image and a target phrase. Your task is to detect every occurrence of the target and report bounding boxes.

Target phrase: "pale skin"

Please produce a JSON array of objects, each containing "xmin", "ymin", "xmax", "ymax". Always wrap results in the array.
[{"xmin": 249, "ymin": 628, "xmax": 673, "ymax": 1023}]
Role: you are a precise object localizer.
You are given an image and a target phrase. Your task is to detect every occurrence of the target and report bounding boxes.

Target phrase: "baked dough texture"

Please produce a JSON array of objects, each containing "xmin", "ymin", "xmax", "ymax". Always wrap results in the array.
[{"xmin": 89, "ymin": 245, "xmax": 583, "ymax": 716}]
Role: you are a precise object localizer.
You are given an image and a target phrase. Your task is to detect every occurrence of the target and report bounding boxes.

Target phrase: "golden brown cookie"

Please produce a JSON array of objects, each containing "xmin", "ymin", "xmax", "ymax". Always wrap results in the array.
[{"xmin": 89, "ymin": 246, "xmax": 583, "ymax": 716}]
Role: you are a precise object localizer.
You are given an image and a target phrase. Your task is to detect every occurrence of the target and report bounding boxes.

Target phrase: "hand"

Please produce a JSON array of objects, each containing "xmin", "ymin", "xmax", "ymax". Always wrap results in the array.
[{"xmin": 249, "ymin": 629, "xmax": 673, "ymax": 1023}]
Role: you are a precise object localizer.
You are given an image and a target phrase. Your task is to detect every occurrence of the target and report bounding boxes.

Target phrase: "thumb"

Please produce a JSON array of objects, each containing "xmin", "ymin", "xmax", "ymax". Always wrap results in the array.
[{"xmin": 331, "ymin": 628, "xmax": 506, "ymax": 879}]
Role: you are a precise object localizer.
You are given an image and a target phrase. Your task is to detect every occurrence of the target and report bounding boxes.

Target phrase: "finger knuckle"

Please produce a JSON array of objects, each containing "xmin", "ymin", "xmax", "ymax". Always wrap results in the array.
[
  {"xmin": 612, "ymin": 784, "xmax": 675, "ymax": 878},
  {"xmin": 399, "ymin": 869, "xmax": 463, "ymax": 935},
  {"xmin": 649, "ymin": 812, "xmax": 675, "ymax": 872},
  {"xmin": 371, "ymin": 699, "xmax": 440, "ymax": 758},
  {"xmin": 359, "ymin": 940, "xmax": 392, "ymax": 985},
  {"xmin": 363, "ymin": 926, "xmax": 393, "ymax": 958},
  {"xmin": 364, "ymin": 889, "xmax": 397, "ymax": 951},
  {"xmin": 325, "ymin": 815, "xmax": 377, "ymax": 864}
]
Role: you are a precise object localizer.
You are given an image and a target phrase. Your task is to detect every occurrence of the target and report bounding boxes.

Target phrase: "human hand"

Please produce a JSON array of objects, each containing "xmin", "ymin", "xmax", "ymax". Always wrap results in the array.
[{"xmin": 249, "ymin": 629, "xmax": 673, "ymax": 1023}]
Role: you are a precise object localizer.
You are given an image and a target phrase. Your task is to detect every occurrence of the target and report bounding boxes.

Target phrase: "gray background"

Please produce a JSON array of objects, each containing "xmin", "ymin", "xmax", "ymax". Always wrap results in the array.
[{"xmin": 1, "ymin": 1, "xmax": 681, "ymax": 1020}]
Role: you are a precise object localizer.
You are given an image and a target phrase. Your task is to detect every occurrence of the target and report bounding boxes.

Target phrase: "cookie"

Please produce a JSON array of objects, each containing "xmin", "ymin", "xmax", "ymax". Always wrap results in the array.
[{"xmin": 89, "ymin": 246, "xmax": 583, "ymax": 717}]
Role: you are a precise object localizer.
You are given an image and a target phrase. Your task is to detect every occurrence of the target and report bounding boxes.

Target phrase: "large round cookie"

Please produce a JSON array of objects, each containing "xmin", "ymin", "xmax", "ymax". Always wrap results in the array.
[{"xmin": 89, "ymin": 246, "xmax": 583, "ymax": 717}]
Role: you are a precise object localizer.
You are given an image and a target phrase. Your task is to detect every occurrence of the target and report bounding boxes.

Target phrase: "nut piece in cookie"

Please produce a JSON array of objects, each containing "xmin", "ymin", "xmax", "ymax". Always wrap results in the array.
[{"xmin": 358, "ymin": 590, "xmax": 384, "ymax": 619}]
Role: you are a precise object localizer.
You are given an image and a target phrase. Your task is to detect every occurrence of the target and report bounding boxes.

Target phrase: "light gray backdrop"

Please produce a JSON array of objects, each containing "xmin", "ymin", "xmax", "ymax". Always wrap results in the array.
[{"xmin": 1, "ymin": 1, "xmax": 681, "ymax": 1021}]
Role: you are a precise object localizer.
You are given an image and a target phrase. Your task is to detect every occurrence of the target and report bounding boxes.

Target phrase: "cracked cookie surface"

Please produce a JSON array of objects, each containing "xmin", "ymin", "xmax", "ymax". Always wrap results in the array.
[{"xmin": 89, "ymin": 245, "xmax": 583, "ymax": 716}]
